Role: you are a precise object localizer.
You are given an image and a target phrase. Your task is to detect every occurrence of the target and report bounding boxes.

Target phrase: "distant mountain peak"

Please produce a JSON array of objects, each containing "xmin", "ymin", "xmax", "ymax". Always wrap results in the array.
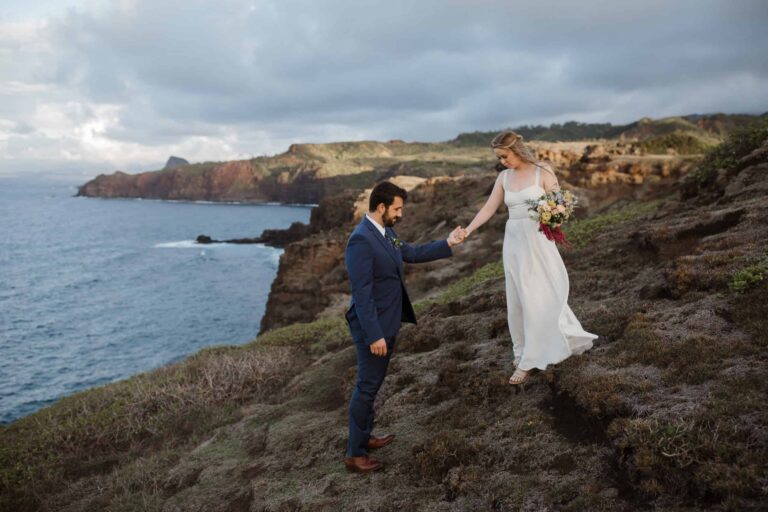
[{"xmin": 164, "ymin": 156, "xmax": 189, "ymax": 170}]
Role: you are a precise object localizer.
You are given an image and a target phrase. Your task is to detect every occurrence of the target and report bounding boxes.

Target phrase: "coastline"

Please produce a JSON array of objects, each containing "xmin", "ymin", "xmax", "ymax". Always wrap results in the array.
[
  {"xmin": 72, "ymin": 194, "xmax": 320, "ymax": 208},
  {"xmin": 0, "ymin": 181, "xmax": 312, "ymax": 426},
  {"xmin": 3, "ymin": 124, "xmax": 766, "ymax": 510}
]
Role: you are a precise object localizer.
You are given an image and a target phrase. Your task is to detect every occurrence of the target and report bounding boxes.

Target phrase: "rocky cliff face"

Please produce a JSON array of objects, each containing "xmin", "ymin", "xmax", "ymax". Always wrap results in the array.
[
  {"xmin": 77, "ymin": 160, "xmax": 268, "ymax": 201},
  {"xmin": 76, "ymin": 133, "xmax": 698, "ymax": 206},
  {"xmin": 258, "ymin": 143, "xmax": 697, "ymax": 333},
  {"xmin": 75, "ymin": 140, "xmax": 493, "ymax": 204}
]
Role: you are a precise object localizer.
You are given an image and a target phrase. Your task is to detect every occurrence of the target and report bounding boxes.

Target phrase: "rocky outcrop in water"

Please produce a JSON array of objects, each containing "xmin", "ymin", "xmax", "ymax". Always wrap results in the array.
[{"xmin": 195, "ymin": 222, "xmax": 311, "ymax": 249}]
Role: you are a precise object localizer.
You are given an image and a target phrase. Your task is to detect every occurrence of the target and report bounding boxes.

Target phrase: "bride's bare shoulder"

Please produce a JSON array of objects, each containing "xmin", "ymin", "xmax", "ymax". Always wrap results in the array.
[
  {"xmin": 538, "ymin": 160, "xmax": 556, "ymax": 174},
  {"xmin": 538, "ymin": 161, "xmax": 560, "ymax": 190}
]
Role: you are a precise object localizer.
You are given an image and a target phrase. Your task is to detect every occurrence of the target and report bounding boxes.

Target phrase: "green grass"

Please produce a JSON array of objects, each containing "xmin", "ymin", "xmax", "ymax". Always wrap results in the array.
[
  {"xmin": 729, "ymin": 251, "xmax": 768, "ymax": 293},
  {"xmin": 254, "ymin": 316, "xmax": 349, "ymax": 352},
  {"xmin": 414, "ymin": 260, "xmax": 504, "ymax": 313},
  {"xmin": 562, "ymin": 200, "xmax": 662, "ymax": 248},
  {"xmin": 0, "ymin": 343, "xmax": 295, "ymax": 512},
  {"xmin": 637, "ymin": 132, "xmax": 713, "ymax": 155}
]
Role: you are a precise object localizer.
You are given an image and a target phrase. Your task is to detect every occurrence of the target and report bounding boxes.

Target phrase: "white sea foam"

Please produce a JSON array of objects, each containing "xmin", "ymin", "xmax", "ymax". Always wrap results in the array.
[
  {"xmin": 267, "ymin": 247, "xmax": 284, "ymax": 266},
  {"xmin": 261, "ymin": 201, "xmax": 318, "ymax": 207},
  {"xmin": 154, "ymin": 240, "xmax": 273, "ymax": 249},
  {"xmin": 76, "ymin": 195, "xmax": 316, "ymax": 207},
  {"xmin": 154, "ymin": 240, "xmax": 208, "ymax": 248}
]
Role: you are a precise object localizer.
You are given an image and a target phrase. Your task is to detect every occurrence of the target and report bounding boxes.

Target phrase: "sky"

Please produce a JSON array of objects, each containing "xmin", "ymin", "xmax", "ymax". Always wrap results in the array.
[{"xmin": 0, "ymin": 0, "xmax": 766, "ymax": 179}]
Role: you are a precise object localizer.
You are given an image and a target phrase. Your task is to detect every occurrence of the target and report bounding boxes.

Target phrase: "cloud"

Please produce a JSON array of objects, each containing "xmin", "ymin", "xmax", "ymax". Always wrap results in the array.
[{"xmin": 1, "ymin": 0, "xmax": 767, "ymax": 176}]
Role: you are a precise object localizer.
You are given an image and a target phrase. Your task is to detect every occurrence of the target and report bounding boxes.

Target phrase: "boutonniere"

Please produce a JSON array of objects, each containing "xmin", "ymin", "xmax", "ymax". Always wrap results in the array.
[{"xmin": 385, "ymin": 233, "xmax": 403, "ymax": 249}]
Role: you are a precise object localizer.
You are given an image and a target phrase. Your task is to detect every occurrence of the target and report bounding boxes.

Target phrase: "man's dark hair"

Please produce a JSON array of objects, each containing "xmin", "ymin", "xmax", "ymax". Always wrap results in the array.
[{"xmin": 369, "ymin": 181, "xmax": 407, "ymax": 212}]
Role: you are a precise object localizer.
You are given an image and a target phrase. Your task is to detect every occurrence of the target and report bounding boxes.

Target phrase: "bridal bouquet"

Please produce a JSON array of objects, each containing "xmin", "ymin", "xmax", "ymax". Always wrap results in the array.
[{"xmin": 525, "ymin": 189, "xmax": 577, "ymax": 247}]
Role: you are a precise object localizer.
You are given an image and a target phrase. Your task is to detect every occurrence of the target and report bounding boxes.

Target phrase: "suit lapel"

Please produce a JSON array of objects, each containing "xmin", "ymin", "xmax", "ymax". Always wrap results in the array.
[
  {"xmin": 385, "ymin": 226, "xmax": 405, "ymax": 277},
  {"xmin": 363, "ymin": 217, "xmax": 403, "ymax": 276}
]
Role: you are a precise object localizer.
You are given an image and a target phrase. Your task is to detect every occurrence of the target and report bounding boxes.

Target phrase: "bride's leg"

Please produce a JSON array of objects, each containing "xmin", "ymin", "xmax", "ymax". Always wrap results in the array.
[{"xmin": 504, "ymin": 266, "xmax": 525, "ymax": 365}]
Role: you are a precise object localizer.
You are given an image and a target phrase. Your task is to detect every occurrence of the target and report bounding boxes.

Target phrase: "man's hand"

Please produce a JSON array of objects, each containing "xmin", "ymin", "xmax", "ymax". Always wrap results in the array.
[
  {"xmin": 370, "ymin": 338, "xmax": 387, "ymax": 357},
  {"xmin": 447, "ymin": 225, "xmax": 467, "ymax": 247}
]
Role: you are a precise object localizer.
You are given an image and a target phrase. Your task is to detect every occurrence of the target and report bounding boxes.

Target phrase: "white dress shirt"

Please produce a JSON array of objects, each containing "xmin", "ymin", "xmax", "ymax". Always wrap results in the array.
[{"xmin": 365, "ymin": 214, "xmax": 386, "ymax": 237}]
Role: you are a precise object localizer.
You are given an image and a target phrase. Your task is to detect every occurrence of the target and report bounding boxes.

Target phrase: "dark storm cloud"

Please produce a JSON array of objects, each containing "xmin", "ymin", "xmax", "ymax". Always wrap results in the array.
[
  {"xmin": 2, "ymin": 0, "xmax": 767, "ymax": 174},
  {"xmin": 47, "ymin": 1, "xmax": 768, "ymax": 129}
]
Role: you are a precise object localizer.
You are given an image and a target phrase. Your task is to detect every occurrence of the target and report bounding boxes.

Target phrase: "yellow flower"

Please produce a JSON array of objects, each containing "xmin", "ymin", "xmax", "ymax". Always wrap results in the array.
[
  {"xmin": 547, "ymin": 200, "xmax": 556, "ymax": 208},
  {"xmin": 541, "ymin": 211, "xmax": 552, "ymax": 222}
]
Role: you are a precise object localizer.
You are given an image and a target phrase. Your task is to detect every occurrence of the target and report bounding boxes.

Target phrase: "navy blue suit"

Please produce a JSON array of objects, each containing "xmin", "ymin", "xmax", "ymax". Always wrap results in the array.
[{"xmin": 344, "ymin": 216, "xmax": 453, "ymax": 457}]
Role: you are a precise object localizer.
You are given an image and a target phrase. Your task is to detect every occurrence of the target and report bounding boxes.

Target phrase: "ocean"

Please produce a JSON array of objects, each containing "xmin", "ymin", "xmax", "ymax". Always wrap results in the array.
[{"xmin": 0, "ymin": 176, "xmax": 313, "ymax": 425}]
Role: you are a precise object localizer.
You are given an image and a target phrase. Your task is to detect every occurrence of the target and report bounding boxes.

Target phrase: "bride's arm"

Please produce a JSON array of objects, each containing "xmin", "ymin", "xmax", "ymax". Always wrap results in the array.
[
  {"xmin": 464, "ymin": 172, "xmax": 505, "ymax": 237},
  {"xmin": 541, "ymin": 162, "xmax": 560, "ymax": 193}
]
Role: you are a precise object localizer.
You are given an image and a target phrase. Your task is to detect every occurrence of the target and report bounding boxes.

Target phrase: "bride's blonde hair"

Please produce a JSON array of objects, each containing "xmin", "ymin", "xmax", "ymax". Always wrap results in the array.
[{"xmin": 491, "ymin": 130, "xmax": 557, "ymax": 179}]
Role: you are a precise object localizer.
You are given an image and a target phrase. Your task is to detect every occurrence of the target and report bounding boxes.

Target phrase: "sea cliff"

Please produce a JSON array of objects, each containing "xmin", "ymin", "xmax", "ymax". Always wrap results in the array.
[
  {"xmin": 75, "ymin": 114, "xmax": 759, "ymax": 205},
  {"xmin": 2, "ymin": 118, "xmax": 766, "ymax": 511}
]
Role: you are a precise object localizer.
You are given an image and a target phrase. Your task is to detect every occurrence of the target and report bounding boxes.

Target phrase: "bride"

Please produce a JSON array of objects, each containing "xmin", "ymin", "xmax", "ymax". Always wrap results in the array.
[{"xmin": 459, "ymin": 131, "xmax": 597, "ymax": 387}]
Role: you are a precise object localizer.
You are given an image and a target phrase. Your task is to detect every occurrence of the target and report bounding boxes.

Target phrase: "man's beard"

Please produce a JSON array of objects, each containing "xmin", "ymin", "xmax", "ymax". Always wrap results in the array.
[{"xmin": 383, "ymin": 212, "xmax": 398, "ymax": 227}]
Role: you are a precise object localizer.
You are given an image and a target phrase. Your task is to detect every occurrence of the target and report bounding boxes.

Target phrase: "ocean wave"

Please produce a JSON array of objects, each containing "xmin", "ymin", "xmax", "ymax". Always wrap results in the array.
[
  {"xmin": 268, "ymin": 247, "xmax": 284, "ymax": 266},
  {"xmin": 76, "ymin": 195, "xmax": 317, "ymax": 207},
  {"xmin": 154, "ymin": 240, "xmax": 211, "ymax": 248},
  {"xmin": 260, "ymin": 201, "xmax": 319, "ymax": 207},
  {"xmin": 153, "ymin": 240, "xmax": 277, "ymax": 249}
]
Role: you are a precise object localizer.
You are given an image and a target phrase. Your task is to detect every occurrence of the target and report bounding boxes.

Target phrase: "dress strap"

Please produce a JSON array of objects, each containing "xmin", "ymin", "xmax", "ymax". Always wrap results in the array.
[{"xmin": 534, "ymin": 166, "xmax": 541, "ymax": 188}]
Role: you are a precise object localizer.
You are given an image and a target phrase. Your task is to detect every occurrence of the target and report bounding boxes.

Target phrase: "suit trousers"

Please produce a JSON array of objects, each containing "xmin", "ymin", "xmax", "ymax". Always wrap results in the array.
[{"xmin": 347, "ymin": 335, "xmax": 396, "ymax": 457}]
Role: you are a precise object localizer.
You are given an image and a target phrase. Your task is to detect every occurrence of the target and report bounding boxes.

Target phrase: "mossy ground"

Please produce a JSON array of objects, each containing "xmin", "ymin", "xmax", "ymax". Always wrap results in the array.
[{"xmin": 3, "ymin": 133, "xmax": 767, "ymax": 510}]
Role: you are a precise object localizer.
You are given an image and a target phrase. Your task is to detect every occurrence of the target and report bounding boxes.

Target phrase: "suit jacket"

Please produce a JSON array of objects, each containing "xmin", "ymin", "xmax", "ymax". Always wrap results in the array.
[{"xmin": 344, "ymin": 216, "xmax": 453, "ymax": 345}]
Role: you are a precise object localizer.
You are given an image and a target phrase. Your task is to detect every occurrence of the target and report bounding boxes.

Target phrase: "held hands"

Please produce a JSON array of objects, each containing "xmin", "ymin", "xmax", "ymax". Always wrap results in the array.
[{"xmin": 447, "ymin": 225, "xmax": 469, "ymax": 247}]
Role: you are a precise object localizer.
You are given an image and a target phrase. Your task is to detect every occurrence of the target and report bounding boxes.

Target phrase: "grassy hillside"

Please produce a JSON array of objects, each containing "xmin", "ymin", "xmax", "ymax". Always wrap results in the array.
[
  {"xmin": 449, "ymin": 113, "xmax": 765, "ymax": 148},
  {"xmin": 78, "ymin": 114, "xmax": 764, "ymax": 205},
  {"xmin": 5, "ymin": 123, "xmax": 767, "ymax": 511}
]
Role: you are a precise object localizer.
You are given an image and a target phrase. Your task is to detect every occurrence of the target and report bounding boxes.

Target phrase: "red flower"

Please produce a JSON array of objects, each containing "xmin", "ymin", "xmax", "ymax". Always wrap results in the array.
[{"xmin": 539, "ymin": 223, "xmax": 571, "ymax": 248}]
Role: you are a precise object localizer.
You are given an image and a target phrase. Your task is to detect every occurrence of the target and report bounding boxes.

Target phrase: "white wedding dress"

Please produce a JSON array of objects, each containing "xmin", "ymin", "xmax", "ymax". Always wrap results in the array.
[{"xmin": 502, "ymin": 166, "xmax": 597, "ymax": 371}]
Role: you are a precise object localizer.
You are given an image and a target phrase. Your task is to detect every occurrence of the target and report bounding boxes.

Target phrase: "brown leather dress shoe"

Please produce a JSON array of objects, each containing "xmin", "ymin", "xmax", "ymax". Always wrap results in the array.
[
  {"xmin": 344, "ymin": 455, "xmax": 384, "ymax": 473},
  {"xmin": 366, "ymin": 434, "xmax": 395, "ymax": 450}
]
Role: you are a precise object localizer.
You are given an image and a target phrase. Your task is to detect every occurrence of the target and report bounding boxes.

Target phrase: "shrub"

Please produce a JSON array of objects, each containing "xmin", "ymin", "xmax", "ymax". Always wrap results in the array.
[
  {"xmin": 411, "ymin": 430, "xmax": 480, "ymax": 481},
  {"xmin": 684, "ymin": 117, "xmax": 768, "ymax": 191},
  {"xmin": 254, "ymin": 316, "xmax": 349, "ymax": 350},
  {"xmin": 415, "ymin": 260, "xmax": 504, "ymax": 311},
  {"xmin": 729, "ymin": 252, "xmax": 768, "ymax": 293},
  {"xmin": 563, "ymin": 200, "xmax": 661, "ymax": 248},
  {"xmin": 637, "ymin": 132, "xmax": 713, "ymax": 155}
]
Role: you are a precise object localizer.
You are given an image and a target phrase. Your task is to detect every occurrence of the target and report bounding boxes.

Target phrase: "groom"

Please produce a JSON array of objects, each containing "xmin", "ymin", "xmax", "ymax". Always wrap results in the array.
[{"xmin": 343, "ymin": 181, "xmax": 466, "ymax": 473}]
